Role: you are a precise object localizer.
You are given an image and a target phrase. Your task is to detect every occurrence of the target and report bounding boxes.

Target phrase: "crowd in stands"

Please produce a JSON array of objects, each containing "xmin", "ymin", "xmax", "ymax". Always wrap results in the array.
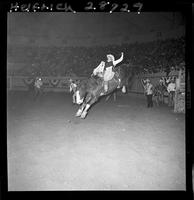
[{"xmin": 7, "ymin": 36, "xmax": 185, "ymax": 77}]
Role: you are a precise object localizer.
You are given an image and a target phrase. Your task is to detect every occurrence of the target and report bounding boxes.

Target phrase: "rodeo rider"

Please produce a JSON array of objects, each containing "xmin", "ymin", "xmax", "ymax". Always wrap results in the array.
[{"xmin": 92, "ymin": 52, "xmax": 124, "ymax": 92}]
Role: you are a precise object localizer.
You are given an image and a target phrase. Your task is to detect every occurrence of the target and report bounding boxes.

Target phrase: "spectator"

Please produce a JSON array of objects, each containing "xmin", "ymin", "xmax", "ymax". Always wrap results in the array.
[
  {"xmin": 141, "ymin": 79, "xmax": 154, "ymax": 108},
  {"xmin": 7, "ymin": 36, "xmax": 185, "ymax": 77},
  {"xmin": 167, "ymin": 79, "xmax": 176, "ymax": 107}
]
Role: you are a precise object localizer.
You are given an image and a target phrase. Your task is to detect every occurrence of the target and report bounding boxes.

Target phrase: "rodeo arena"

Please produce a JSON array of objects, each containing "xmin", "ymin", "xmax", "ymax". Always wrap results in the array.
[{"xmin": 7, "ymin": 13, "xmax": 186, "ymax": 190}]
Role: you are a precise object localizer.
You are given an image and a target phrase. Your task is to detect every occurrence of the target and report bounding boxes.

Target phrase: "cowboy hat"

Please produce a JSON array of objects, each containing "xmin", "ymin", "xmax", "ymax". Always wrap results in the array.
[{"xmin": 107, "ymin": 54, "xmax": 115, "ymax": 61}]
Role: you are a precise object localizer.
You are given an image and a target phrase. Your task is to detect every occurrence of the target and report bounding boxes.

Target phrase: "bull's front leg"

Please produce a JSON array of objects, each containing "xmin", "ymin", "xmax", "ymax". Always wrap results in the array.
[
  {"xmin": 76, "ymin": 103, "xmax": 86, "ymax": 117},
  {"xmin": 80, "ymin": 104, "xmax": 91, "ymax": 119},
  {"xmin": 80, "ymin": 97, "xmax": 97, "ymax": 119}
]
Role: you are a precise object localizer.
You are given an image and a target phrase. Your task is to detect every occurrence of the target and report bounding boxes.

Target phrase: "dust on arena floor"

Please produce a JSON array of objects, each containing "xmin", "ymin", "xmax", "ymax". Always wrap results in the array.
[{"xmin": 7, "ymin": 90, "xmax": 185, "ymax": 190}]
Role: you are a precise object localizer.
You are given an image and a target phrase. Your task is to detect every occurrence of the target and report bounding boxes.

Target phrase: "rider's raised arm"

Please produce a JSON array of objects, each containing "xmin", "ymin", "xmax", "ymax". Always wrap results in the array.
[{"xmin": 113, "ymin": 52, "xmax": 124, "ymax": 66}]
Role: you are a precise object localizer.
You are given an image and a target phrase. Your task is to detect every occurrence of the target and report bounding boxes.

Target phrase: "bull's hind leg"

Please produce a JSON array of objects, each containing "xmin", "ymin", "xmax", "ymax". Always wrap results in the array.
[{"xmin": 105, "ymin": 94, "xmax": 111, "ymax": 101}]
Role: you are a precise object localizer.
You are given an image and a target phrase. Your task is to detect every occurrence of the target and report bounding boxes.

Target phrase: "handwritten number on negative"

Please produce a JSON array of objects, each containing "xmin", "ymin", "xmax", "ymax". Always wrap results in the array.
[
  {"xmin": 133, "ymin": 2, "xmax": 143, "ymax": 13},
  {"xmin": 85, "ymin": 2, "xmax": 94, "ymax": 10},
  {"xmin": 110, "ymin": 3, "xmax": 119, "ymax": 12},
  {"xmin": 99, "ymin": 1, "xmax": 107, "ymax": 10},
  {"xmin": 120, "ymin": 3, "xmax": 128, "ymax": 12}
]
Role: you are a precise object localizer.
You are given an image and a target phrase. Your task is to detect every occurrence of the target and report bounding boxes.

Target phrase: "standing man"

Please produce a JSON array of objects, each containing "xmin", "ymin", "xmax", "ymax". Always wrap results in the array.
[
  {"xmin": 167, "ymin": 78, "xmax": 176, "ymax": 107},
  {"xmin": 69, "ymin": 78, "xmax": 77, "ymax": 104},
  {"xmin": 157, "ymin": 77, "xmax": 167, "ymax": 104},
  {"xmin": 34, "ymin": 77, "xmax": 43, "ymax": 99},
  {"xmin": 141, "ymin": 79, "xmax": 154, "ymax": 108}
]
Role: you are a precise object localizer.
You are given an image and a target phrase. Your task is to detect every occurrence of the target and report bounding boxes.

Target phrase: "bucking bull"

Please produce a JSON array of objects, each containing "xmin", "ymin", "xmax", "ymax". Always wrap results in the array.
[{"xmin": 69, "ymin": 64, "xmax": 134, "ymax": 119}]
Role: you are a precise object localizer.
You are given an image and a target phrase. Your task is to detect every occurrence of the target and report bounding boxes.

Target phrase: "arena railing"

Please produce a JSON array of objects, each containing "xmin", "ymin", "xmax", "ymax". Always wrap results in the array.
[
  {"xmin": 7, "ymin": 76, "xmax": 86, "ymax": 92},
  {"xmin": 7, "ymin": 70, "xmax": 180, "ymax": 94}
]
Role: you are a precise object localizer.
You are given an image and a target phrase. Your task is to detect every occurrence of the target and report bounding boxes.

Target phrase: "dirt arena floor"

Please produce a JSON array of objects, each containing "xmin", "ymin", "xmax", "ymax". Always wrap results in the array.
[{"xmin": 7, "ymin": 91, "xmax": 186, "ymax": 191}]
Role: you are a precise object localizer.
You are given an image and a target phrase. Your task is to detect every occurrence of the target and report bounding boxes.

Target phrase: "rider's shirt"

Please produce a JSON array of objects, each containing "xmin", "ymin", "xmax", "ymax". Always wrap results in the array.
[
  {"xmin": 104, "ymin": 61, "xmax": 113, "ymax": 69},
  {"xmin": 104, "ymin": 61, "xmax": 115, "ymax": 81}
]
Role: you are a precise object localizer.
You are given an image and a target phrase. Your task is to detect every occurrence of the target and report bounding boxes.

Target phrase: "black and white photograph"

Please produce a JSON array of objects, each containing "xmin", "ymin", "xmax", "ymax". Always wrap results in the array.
[{"xmin": 7, "ymin": 11, "xmax": 187, "ymax": 191}]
